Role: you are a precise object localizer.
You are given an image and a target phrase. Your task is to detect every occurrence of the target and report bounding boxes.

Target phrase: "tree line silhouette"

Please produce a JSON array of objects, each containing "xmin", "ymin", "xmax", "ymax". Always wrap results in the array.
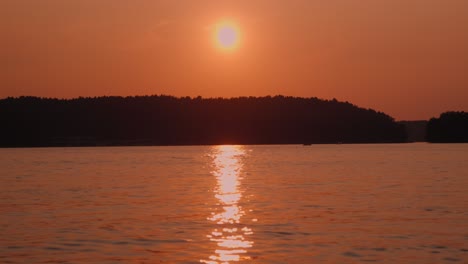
[
  {"xmin": 0, "ymin": 95, "xmax": 407, "ymax": 147},
  {"xmin": 426, "ymin": 111, "xmax": 468, "ymax": 143}
]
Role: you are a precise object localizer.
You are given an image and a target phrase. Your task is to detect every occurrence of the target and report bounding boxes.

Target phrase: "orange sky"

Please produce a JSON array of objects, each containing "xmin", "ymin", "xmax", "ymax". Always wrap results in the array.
[{"xmin": 1, "ymin": 0, "xmax": 468, "ymax": 120}]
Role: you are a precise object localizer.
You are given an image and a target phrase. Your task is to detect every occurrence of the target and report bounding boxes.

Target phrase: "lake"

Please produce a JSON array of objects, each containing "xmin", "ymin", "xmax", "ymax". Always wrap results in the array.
[{"xmin": 0, "ymin": 144, "xmax": 467, "ymax": 263}]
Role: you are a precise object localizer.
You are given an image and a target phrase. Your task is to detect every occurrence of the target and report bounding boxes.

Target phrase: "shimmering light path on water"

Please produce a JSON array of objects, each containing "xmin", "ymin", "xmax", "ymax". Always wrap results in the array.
[
  {"xmin": 202, "ymin": 146, "xmax": 253, "ymax": 263},
  {"xmin": 0, "ymin": 144, "xmax": 467, "ymax": 263}
]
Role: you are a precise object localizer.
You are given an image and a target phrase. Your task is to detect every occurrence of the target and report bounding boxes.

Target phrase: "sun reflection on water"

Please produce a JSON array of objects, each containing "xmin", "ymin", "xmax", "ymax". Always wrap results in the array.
[{"xmin": 201, "ymin": 145, "xmax": 253, "ymax": 263}]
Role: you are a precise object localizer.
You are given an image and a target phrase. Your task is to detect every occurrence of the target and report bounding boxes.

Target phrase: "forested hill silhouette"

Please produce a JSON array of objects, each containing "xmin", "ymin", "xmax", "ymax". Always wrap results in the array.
[
  {"xmin": 426, "ymin": 111, "xmax": 468, "ymax": 143},
  {"xmin": 0, "ymin": 95, "xmax": 406, "ymax": 147}
]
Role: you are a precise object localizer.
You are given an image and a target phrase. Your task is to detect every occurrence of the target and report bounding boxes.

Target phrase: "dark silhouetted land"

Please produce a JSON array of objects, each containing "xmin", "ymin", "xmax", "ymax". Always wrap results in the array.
[
  {"xmin": 1, "ymin": 95, "xmax": 408, "ymax": 147},
  {"xmin": 426, "ymin": 112, "xmax": 468, "ymax": 143},
  {"xmin": 399, "ymin": 120, "xmax": 427, "ymax": 142}
]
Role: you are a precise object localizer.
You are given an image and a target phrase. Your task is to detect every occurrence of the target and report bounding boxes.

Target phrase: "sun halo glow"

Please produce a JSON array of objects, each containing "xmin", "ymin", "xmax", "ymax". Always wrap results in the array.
[{"xmin": 214, "ymin": 22, "xmax": 240, "ymax": 51}]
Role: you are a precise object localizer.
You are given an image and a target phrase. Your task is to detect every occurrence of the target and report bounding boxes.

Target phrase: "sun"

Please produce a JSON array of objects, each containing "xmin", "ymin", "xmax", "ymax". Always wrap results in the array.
[{"xmin": 214, "ymin": 21, "xmax": 240, "ymax": 51}]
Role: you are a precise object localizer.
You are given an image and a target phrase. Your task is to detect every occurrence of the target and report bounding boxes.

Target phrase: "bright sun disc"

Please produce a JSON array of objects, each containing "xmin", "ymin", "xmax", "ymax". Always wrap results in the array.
[{"xmin": 215, "ymin": 22, "xmax": 240, "ymax": 51}]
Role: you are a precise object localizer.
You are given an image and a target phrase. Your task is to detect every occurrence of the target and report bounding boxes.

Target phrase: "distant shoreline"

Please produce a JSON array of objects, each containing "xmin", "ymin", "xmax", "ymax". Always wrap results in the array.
[
  {"xmin": 0, "ymin": 142, "xmax": 444, "ymax": 149},
  {"xmin": 1, "ymin": 96, "xmax": 466, "ymax": 147}
]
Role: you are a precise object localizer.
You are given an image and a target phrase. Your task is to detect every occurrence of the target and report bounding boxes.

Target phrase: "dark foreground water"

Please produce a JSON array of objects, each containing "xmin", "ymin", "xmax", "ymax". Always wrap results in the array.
[{"xmin": 0, "ymin": 144, "xmax": 467, "ymax": 263}]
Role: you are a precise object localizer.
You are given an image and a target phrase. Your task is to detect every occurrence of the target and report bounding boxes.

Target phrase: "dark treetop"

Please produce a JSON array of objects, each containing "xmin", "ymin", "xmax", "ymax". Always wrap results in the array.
[
  {"xmin": 426, "ymin": 111, "xmax": 468, "ymax": 143},
  {"xmin": 0, "ymin": 95, "xmax": 407, "ymax": 147}
]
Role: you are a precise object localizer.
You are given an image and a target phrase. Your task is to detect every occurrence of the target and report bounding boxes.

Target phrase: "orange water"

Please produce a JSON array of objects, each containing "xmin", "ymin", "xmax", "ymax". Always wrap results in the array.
[{"xmin": 1, "ymin": 144, "xmax": 467, "ymax": 263}]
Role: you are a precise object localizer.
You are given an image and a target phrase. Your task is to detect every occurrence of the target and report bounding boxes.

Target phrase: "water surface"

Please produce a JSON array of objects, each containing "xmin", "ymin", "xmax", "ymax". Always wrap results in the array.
[{"xmin": 0, "ymin": 144, "xmax": 467, "ymax": 263}]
